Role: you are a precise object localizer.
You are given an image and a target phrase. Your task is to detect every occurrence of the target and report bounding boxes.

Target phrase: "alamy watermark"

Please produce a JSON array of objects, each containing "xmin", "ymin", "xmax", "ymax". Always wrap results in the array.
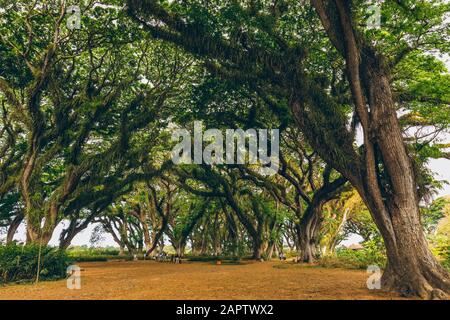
[
  {"xmin": 366, "ymin": 1, "xmax": 382, "ymax": 29},
  {"xmin": 66, "ymin": 5, "xmax": 81, "ymax": 30},
  {"xmin": 171, "ymin": 121, "xmax": 280, "ymax": 176},
  {"xmin": 366, "ymin": 265, "xmax": 382, "ymax": 290},
  {"xmin": 67, "ymin": 265, "xmax": 81, "ymax": 289}
]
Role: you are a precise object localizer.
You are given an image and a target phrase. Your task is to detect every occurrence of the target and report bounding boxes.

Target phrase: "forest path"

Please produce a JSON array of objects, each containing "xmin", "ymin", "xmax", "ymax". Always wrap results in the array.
[{"xmin": 0, "ymin": 260, "xmax": 410, "ymax": 300}]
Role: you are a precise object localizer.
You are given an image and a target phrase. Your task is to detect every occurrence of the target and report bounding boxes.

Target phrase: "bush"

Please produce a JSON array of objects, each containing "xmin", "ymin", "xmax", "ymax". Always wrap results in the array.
[
  {"xmin": 67, "ymin": 246, "xmax": 120, "ymax": 257},
  {"xmin": 319, "ymin": 242, "xmax": 386, "ymax": 270},
  {"xmin": 429, "ymin": 235, "xmax": 450, "ymax": 271},
  {"xmin": 66, "ymin": 247, "xmax": 132, "ymax": 262},
  {"xmin": 69, "ymin": 255, "xmax": 109, "ymax": 262},
  {"xmin": 0, "ymin": 243, "xmax": 69, "ymax": 284},
  {"xmin": 283, "ymin": 250, "xmax": 298, "ymax": 259},
  {"xmin": 69, "ymin": 255, "xmax": 133, "ymax": 262},
  {"xmin": 185, "ymin": 255, "xmax": 218, "ymax": 262},
  {"xmin": 442, "ymin": 256, "xmax": 450, "ymax": 271}
]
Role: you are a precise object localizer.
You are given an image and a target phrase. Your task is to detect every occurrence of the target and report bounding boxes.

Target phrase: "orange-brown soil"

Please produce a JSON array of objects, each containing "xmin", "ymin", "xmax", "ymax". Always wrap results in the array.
[{"xmin": 0, "ymin": 260, "xmax": 409, "ymax": 300}]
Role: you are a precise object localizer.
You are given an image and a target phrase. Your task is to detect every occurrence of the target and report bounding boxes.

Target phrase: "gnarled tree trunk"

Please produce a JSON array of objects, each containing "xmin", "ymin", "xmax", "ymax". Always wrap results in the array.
[
  {"xmin": 359, "ymin": 56, "xmax": 450, "ymax": 298},
  {"xmin": 298, "ymin": 205, "xmax": 322, "ymax": 263},
  {"xmin": 310, "ymin": 0, "xmax": 450, "ymax": 298}
]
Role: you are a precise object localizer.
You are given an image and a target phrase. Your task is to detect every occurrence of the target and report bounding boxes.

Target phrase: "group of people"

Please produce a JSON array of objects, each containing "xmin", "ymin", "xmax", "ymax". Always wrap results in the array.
[
  {"xmin": 144, "ymin": 251, "xmax": 286, "ymax": 263},
  {"xmin": 151, "ymin": 252, "xmax": 182, "ymax": 264}
]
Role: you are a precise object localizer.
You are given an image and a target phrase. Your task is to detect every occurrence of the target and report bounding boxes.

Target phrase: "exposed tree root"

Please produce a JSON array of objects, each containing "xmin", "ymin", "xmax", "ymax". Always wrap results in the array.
[{"xmin": 382, "ymin": 264, "xmax": 450, "ymax": 300}]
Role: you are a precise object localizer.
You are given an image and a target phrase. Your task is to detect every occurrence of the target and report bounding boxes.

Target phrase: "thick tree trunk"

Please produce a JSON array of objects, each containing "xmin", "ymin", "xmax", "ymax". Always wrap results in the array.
[
  {"xmin": 298, "ymin": 178, "xmax": 346, "ymax": 263},
  {"xmin": 24, "ymin": 199, "xmax": 60, "ymax": 246},
  {"xmin": 135, "ymin": 208, "xmax": 152, "ymax": 251},
  {"xmin": 307, "ymin": 0, "xmax": 450, "ymax": 298},
  {"xmin": 141, "ymin": 221, "xmax": 152, "ymax": 251},
  {"xmin": 379, "ymin": 205, "xmax": 450, "ymax": 299},
  {"xmin": 212, "ymin": 211, "xmax": 221, "ymax": 256},
  {"xmin": 200, "ymin": 234, "xmax": 208, "ymax": 255},
  {"xmin": 252, "ymin": 240, "xmax": 263, "ymax": 260},
  {"xmin": 298, "ymin": 234, "xmax": 316, "ymax": 263},
  {"xmin": 363, "ymin": 70, "xmax": 450, "ymax": 298},
  {"xmin": 224, "ymin": 207, "xmax": 239, "ymax": 256},
  {"xmin": 266, "ymin": 242, "xmax": 275, "ymax": 260},
  {"xmin": 145, "ymin": 212, "xmax": 169, "ymax": 257},
  {"xmin": 227, "ymin": 200, "xmax": 262, "ymax": 260},
  {"xmin": 26, "ymin": 217, "xmax": 55, "ymax": 246},
  {"xmin": 298, "ymin": 210, "xmax": 321, "ymax": 263},
  {"xmin": 360, "ymin": 44, "xmax": 450, "ymax": 299},
  {"xmin": 175, "ymin": 244, "xmax": 185, "ymax": 258},
  {"xmin": 274, "ymin": 243, "xmax": 280, "ymax": 258},
  {"xmin": 356, "ymin": 149, "xmax": 450, "ymax": 298}
]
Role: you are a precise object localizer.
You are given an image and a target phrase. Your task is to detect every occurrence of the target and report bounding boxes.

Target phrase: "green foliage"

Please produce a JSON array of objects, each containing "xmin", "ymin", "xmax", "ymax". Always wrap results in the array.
[
  {"xmin": 421, "ymin": 197, "xmax": 449, "ymax": 234},
  {"xmin": 69, "ymin": 255, "xmax": 133, "ymax": 262},
  {"xmin": 67, "ymin": 246, "xmax": 120, "ymax": 256},
  {"xmin": 430, "ymin": 235, "xmax": 450, "ymax": 271},
  {"xmin": 427, "ymin": 200, "xmax": 450, "ymax": 270},
  {"xmin": 66, "ymin": 246, "xmax": 133, "ymax": 262},
  {"xmin": 344, "ymin": 208, "xmax": 381, "ymax": 243},
  {"xmin": 319, "ymin": 241, "xmax": 387, "ymax": 270},
  {"xmin": 221, "ymin": 237, "xmax": 248, "ymax": 258},
  {"xmin": 0, "ymin": 192, "xmax": 21, "ymax": 229},
  {"xmin": 0, "ymin": 243, "xmax": 69, "ymax": 284}
]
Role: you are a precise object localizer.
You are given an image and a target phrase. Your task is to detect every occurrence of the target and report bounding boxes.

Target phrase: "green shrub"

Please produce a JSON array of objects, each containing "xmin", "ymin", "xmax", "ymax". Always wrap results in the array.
[
  {"xmin": 66, "ymin": 246, "xmax": 120, "ymax": 257},
  {"xmin": 69, "ymin": 255, "xmax": 133, "ymax": 262},
  {"xmin": 442, "ymin": 257, "xmax": 450, "ymax": 271},
  {"xmin": 185, "ymin": 255, "xmax": 217, "ymax": 262},
  {"xmin": 435, "ymin": 243, "xmax": 450, "ymax": 271},
  {"xmin": 69, "ymin": 255, "xmax": 108, "ymax": 262},
  {"xmin": 66, "ymin": 246, "xmax": 131, "ymax": 262},
  {"xmin": 283, "ymin": 250, "xmax": 298, "ymax": 259},
  {"xmin": 429, "ymin": 235, "xmax": 450, "ymax": 271},
  {"xmin": 319, "ymin": 242, "xmax": 386, "ymax": 270},
  {"xmin": 0, "ymin": 243, "xmax": 69, "ymax": 284}
]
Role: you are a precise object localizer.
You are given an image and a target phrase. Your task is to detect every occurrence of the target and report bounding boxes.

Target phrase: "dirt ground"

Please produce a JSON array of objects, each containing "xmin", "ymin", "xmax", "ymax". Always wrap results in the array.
[{"xmin": 0, "ymin": 260, "xmax": 408, "ymax": 300}]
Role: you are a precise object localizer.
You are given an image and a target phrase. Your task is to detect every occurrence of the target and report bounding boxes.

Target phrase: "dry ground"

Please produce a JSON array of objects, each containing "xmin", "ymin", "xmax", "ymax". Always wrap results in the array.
[{"xmin": 0, "ymin": 260, "xmax": 408, "ymax": 300}]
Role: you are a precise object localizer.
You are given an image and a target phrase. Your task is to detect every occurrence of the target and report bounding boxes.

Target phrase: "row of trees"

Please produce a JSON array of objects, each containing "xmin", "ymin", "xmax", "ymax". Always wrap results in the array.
[{"xmin": 1, "ymin": 0, "xmax": 449, "ymax": 298}]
